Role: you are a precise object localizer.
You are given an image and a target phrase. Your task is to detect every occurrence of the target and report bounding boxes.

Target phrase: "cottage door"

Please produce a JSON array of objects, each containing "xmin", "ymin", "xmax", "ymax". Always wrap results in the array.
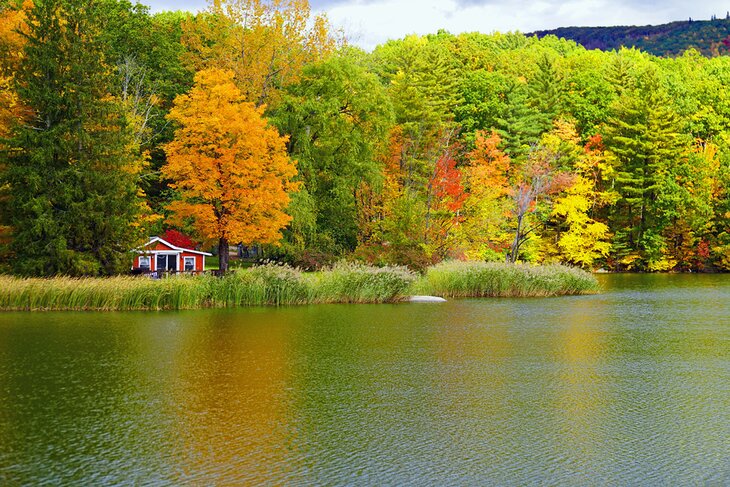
[{"xmin": 157, "ymin": 254, "xmax": 178, "ymax": 271}]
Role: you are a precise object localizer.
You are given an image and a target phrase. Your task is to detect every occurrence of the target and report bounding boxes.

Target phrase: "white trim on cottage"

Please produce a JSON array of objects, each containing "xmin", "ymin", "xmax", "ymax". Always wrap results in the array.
[
  {"xmin": 139, "ymin": 236, "xmax": 212, "ymax": 256},
  {"xmin": 133, "ymin": 236, "xmax": 212, "ymax": 272}
]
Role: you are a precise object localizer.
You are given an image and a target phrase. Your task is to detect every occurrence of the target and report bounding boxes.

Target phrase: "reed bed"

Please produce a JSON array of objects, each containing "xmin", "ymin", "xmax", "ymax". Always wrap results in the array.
[
  {"xmin": 0, "ymin": 262, "xmax": 417, "ymax": 311},
  {"xmin": 414, "ymin": 261, "xmax": 599, "ymax": 298},
  {"xmin": 0, "ymin": 274, "xmax": 213, "ymax": 311},
  {"xmin": 210, "ymin": 263, "xmax": 311, "ymax": 307},
  {"xmin": 0, "ymin": 261, "xmax": 596, "ymax": 311},
  {"xmin": 310, "ymin": 261, "xmax": 417, "ymax": 304},
  {"xmin": 207, "ymin": 262, "xmax": 416, "ymax": 307}
]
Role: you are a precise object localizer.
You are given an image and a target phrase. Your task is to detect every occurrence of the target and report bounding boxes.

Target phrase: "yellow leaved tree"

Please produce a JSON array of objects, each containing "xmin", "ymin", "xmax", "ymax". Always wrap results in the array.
[
  {"xmin": 0, "ymin": 0, "xmax": 31, "ymax": 142},
  {"xmin": 546, "ymin": 122, "xmax": 614, "ymax": 268},
  {"xmin": 0, "ymin": 1, "xmax": 32, "ymax": 254},
  {"xmin": 182, "ymin": 0, "xmax": 338, "ymax": 108},
  {"xmin": 551, "ymin": 176, "xmax": 611, "ymax": 268},
  {"xmin": 163, "ymin": 68, "xmax": 298, "ymax": 271}
]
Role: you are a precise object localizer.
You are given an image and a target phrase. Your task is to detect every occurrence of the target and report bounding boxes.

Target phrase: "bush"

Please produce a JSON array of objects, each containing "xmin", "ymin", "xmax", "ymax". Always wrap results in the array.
[
  {"xmin": 264, "ymin": 244, "xmax": 337, "ymax": 271},
  {"xmin": 352, "ymin": 243, "xmax": 437, "ymax": 272}
]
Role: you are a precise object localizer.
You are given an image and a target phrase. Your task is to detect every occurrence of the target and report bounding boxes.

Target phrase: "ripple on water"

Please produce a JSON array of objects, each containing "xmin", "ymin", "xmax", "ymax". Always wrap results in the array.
[{"xmin": 0, "ymin": 274, "xmax": 728, "ymax": 484}]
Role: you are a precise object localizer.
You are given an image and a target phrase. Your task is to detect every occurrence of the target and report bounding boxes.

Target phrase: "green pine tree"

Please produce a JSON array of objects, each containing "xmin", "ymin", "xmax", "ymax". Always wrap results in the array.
[
  {"xmin": 3, "ymin": 0, "xmax": 145, "ymax": 276},
  {"xmin": 603, "ymin": 69, "xmax": 688, "ymax": 269},
  {"xmin": 494, "ymin": 79, "xmax": 544, "ymax": 161},
  {"xmin": 528, "ymin": 53, "xmax": 566, "ymax": 132}
]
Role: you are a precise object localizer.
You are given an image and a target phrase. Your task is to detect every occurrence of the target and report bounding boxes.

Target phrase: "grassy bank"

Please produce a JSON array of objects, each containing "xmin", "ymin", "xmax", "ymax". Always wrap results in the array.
[
  {"xmin": 0, "ymin": 261, "xmax": 598, "ymax": 311},
  {"xmin": 413, "ymin": 261, "xmax": 599, "ymax": 298}
]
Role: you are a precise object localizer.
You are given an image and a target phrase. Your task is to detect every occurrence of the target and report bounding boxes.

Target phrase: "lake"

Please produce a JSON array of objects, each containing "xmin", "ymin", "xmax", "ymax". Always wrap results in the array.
[{"xmin": 0, "ymin": 274, "xmax": 728, "ymax": 485}]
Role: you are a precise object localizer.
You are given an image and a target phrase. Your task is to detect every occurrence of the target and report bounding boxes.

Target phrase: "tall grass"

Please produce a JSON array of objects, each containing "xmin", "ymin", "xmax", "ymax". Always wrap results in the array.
[
  {"xmin": 0, "ymin": 262, "xmax": 417, "ymax": 311},
  {"xmin": 210, "ymin": 263, "xmax": 311, "ymax": 307},
  {"xmin": 0, "ymin": 275, "xmax": 213, "ymax": 311},
  {"xmin": 414, "ymin": 261, "xmax": 599, "ymax": 298},
  {"xmin": 208, "ymin": 262, "xmax": 417, "ymax": 306},
  {"xmin": 0, "ymin": 261, "xmax": 596, "ymax": 311},
  {"xmin": 311, "ymin": 261, "xmax": 417, "ymax": 303}
]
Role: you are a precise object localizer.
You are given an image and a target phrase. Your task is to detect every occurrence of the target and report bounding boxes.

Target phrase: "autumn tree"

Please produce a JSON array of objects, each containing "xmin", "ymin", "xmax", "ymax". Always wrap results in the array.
[
  {"xmin": 423, "ymin": 150, "xmax": 467, "ymax": 258},
  {"xmin": 356, "ymin": 36, "xmax": 465, "ymax": 265},
  {"xmin": 458, "ymin": 130, "xmax": 513, "ymax": 260},
  {"xmin": 161, "ymin": 229, "xmax": 197, "ymax": 250},
  {"xmin": 182, "ymin": 0, "xmax": 337, "ymax": 109},
  {"xmin": 0, "ymin": 1, "xmax": 32, "ymax": 261},
  {"xmin": 163, "ymin": 68, "xmax": 298, "ymax": 272},
  {"xmin": 507, "ymin": 145, "xmax": 573, "ymax": 263},
  {"xmin": 361, "ymin": 126, "xmax": 432, "ymax": 267},
  {"xmin": 0, "ymin": 0, "xmax": 30, "ymax": 142},
  {"xmin": 538, "ymin": 121, "xmax": 613, "ymax": 267}
]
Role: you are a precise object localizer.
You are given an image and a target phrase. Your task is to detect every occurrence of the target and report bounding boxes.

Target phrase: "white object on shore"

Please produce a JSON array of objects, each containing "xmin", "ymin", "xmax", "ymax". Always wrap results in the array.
[{"xmin": 408, "ymin": 295, "xmax": 447, "ymax": 303}]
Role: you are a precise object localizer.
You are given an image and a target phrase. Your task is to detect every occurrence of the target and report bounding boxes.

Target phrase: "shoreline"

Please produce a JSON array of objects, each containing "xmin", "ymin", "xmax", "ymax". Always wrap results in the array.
[
  {"xmin": 0, "ymin": 261, "xmax": 599, "ymax": 311},
  {"xmin": 0, "ymin": 262, "xmax": 599, "ymax": 312}
]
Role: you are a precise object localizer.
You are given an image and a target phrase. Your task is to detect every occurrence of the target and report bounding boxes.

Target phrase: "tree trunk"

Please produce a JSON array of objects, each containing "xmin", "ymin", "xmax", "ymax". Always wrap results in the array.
[
  {"xmin": 218, "ymin": 237, "xmax": 229, "ymax": 273},
  {"xmin": 509, "ymin": 214, "xmax": 524, "ymax": 263}
]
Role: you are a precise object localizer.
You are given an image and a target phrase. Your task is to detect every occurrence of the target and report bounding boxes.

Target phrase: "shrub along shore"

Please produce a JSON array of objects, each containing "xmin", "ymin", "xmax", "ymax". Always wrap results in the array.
[{"xmin": 0, "ymin": 262, "xmax": 599, "ymax": 311}]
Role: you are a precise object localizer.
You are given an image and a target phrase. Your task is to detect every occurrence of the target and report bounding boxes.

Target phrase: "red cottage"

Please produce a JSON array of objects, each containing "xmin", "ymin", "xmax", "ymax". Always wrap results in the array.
[{"xmin": 132, "ymin": 236, "xmax": 212, "ymax": 273}]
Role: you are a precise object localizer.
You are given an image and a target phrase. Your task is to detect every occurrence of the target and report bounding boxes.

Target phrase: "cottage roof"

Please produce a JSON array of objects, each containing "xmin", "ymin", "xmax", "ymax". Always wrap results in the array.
[{"xmin": 138, "ymin": 236, "xmax": 213, "ymax": 256}]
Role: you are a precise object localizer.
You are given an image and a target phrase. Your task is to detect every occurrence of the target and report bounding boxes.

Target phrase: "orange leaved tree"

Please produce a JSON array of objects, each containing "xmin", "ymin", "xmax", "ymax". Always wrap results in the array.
[{"xmin": 163, "ymin": 68, "xmax": 298, "ymax": 272}]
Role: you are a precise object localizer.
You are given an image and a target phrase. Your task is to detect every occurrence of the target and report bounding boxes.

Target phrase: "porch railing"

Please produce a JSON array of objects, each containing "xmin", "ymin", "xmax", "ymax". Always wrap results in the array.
[{"xmin": 131, "ymin": 269, "xmax": 229, "ymax": 278}]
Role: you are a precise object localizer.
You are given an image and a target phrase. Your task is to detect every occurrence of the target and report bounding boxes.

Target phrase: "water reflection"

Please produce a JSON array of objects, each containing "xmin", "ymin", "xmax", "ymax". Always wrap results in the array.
[
  {"xmin": 554, "ymin": 298, "xmax": 610, "ymax": 479},
  {"xmin": 160, "ymin": 310, "xmax": 298, "ymax": 483},
  {"xmin": 0, "ymin": 274, "xmax": 728, "ymax": 484}
]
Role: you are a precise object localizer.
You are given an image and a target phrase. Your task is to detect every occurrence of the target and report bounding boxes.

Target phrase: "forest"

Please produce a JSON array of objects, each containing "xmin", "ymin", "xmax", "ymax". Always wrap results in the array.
[
  {"xmin": 533, "ymin": 16, "xmax": 730, "ymax": 57},
  {"xmin": 1, "ymin": 0, "xmax": 729, "ymax": 276}
]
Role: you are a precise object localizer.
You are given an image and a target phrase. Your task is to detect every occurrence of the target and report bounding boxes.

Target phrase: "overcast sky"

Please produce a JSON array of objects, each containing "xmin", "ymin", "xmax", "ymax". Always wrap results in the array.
[{"xmin": 143, "ymin": 0, "xmax": 730, "ymax": 49}]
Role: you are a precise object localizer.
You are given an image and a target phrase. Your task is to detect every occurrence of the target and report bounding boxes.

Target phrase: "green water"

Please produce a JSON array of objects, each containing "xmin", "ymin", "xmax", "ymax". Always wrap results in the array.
[{"xmin": 0, "ymin": 274, "xmax": 728, "ymax": 485}]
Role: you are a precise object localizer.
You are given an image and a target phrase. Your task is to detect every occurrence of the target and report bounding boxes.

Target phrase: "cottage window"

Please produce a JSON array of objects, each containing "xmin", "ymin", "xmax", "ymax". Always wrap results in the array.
[
  {"xmin": 139, "ymin": 256, "xmax": 150, "ymax": 270},
  {"xmin": 184, "ymin": 256, "xmax": 195, "ymax": 271}
]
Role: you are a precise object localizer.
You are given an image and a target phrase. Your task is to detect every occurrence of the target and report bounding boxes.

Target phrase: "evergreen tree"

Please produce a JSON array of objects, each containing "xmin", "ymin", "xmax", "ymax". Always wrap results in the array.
[
  {"xmin": 605, "ymin": 51, "xmax": 635, "ymax": 95},
  {"xmin": 372, "ymin": 36, "xmax": 461, "ymax": 195},
  {"xmin": 3, "ymin": 0, "xmax": 145, "ymax": 275},
  {"xmin": 494, "ymin": 79, "xmax": 543, "ymax": 161},
  {"xmin": 528, "ymin": 53, "xmax": 566, "ymax": 132},
  {"xmin": 602, "ymin": 69, "xmax": 688, "ymax": 269}
]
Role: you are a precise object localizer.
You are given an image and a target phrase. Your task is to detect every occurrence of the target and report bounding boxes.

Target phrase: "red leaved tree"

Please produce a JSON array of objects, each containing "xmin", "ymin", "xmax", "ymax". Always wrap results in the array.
[{"xmin": 161, "ymin": 229, "xmax": 197, "ymax": 250}]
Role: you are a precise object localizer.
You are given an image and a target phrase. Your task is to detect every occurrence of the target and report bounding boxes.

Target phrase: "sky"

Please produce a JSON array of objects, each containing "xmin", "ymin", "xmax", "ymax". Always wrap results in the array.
[{"xmin": 143, "ymin": 0, "xmax": 730, "ymax": 49}]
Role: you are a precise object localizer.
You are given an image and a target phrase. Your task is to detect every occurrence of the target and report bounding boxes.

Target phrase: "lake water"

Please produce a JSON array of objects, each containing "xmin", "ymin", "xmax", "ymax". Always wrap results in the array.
[{"xmin": 0, "ymin": 274, "xmax": 728, "ymax": 485}]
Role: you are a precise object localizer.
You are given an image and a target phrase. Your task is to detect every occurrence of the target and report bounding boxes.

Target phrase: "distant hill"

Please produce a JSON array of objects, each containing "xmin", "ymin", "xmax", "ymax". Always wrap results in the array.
[{"xmin": 531, "ymin": 17, "xmax": 730, "ymax": 57}]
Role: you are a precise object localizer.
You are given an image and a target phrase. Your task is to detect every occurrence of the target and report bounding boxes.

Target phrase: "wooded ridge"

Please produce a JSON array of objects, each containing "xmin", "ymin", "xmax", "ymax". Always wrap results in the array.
[{"xmin": 532, "ymin": 16, "xmax": 730, "ymax": 57}]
